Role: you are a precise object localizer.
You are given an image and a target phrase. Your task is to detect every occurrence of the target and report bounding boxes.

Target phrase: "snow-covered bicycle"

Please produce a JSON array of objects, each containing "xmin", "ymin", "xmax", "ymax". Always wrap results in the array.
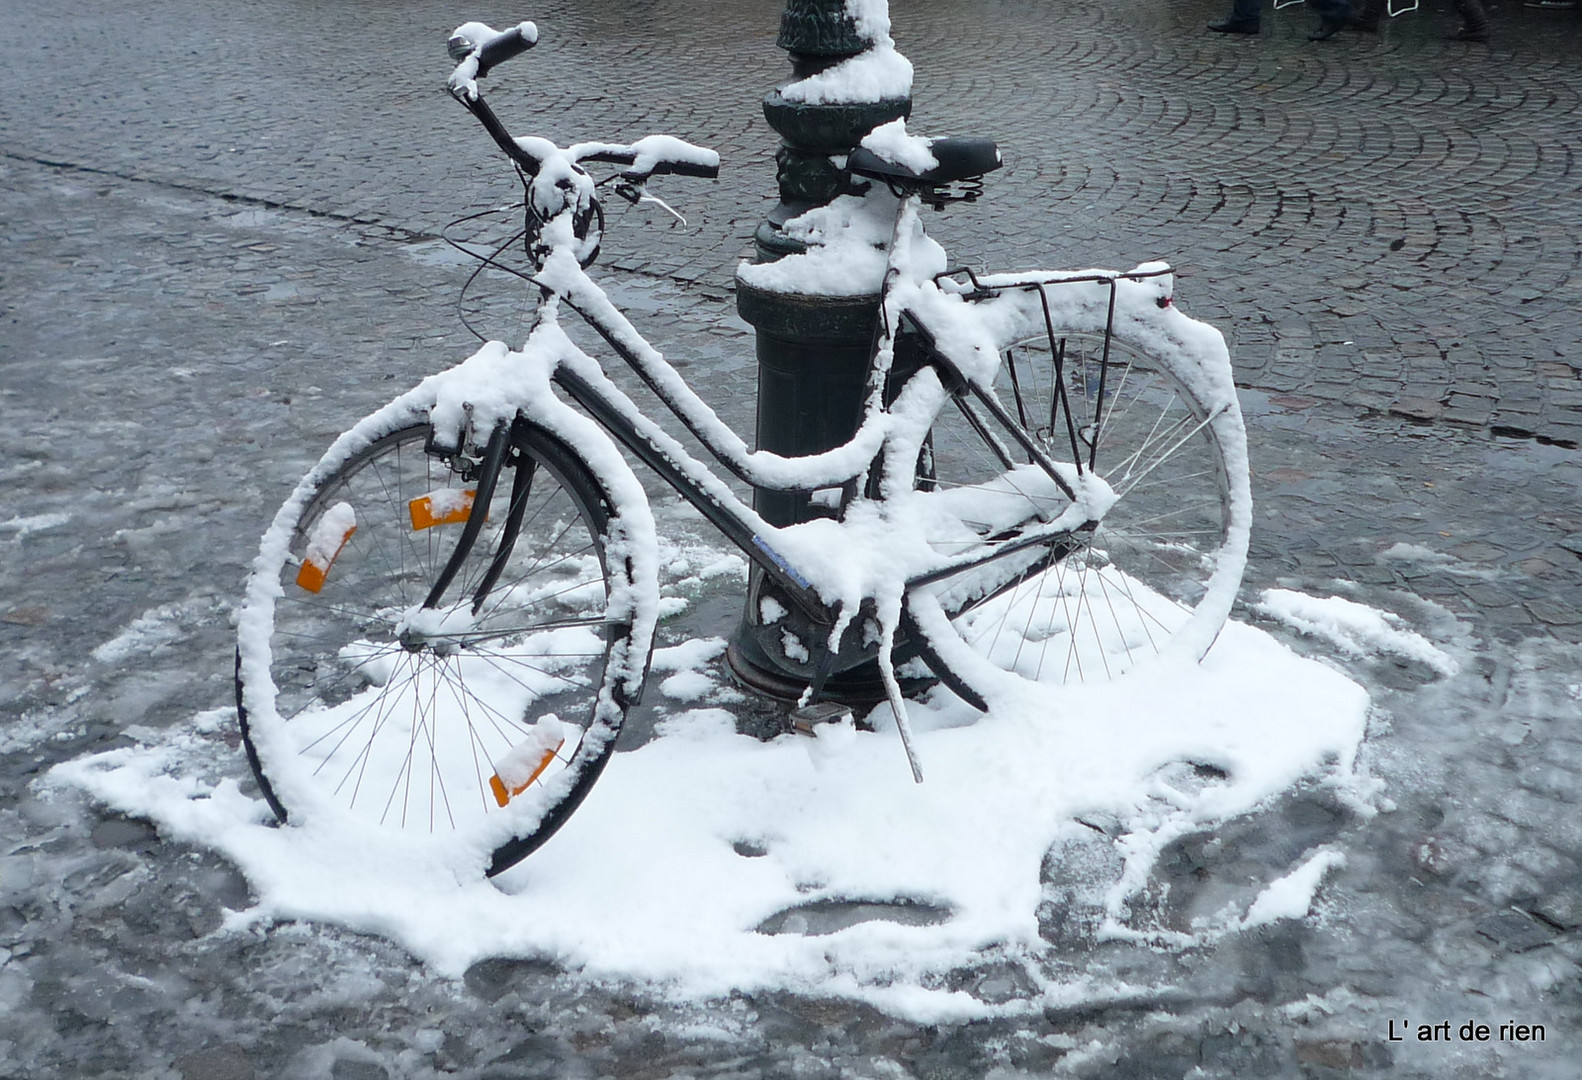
[{"xmin": 235, "ymin": 20, "xmax": 1252, "ymax": 876}]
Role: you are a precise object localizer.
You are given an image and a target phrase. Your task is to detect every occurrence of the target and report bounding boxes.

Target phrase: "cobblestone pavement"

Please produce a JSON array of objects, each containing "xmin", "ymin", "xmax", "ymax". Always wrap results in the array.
[
  {"xmin": 5, "ymin": 0, "xmax": 1582, "ymax": 444},
  {"xmin": 3, "ymin": 0, "xmax": 1582, "ymax": 1077}
]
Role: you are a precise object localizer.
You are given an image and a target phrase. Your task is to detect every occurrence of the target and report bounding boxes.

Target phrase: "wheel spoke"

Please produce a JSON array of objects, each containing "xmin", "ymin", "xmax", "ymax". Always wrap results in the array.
[
  {"xmin": 239, "ymin": 422, "xmax": 637, "ymax": 875},
  {"xmin": 907, "ymin": 327, "xmax": 1243, "ymax": 695}
]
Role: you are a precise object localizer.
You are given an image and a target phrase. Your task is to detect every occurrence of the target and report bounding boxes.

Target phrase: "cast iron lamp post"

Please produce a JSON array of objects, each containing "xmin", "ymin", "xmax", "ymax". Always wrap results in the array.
[{"xmin": 725, "ymin": 0, "xmax": 910, "ymax": 699}]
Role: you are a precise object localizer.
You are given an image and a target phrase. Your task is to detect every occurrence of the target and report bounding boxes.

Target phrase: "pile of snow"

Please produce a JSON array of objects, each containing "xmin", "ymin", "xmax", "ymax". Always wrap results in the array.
[
  {"xmin": 53, "ymin": 608, "xmax": 1373, "ymax": 1020},
  {"xmin": 779, "ymin": 47, "xmax": 912, "ymax": 106},
  {"xmin": 737, "ymin": 188, "xmax": 905, "ymax": 297},
  {"xmin": 861, "ymin": 118, "xmax": 939, "ymax": 173}
]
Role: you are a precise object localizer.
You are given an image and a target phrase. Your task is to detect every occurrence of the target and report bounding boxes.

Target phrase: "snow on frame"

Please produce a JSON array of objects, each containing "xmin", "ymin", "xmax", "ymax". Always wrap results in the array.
[{"xmin": 52, "ymin": 608, "xmax": 1373, "ymax": 1022}]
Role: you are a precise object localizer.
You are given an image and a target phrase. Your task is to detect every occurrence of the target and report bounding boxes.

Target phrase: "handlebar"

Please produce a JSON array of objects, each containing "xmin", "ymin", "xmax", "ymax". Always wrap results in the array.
[
  {"xmin": 447, "ymin": 21, "xmax": 538, "ymax": 94},
  {"xmin": 447, "ymin": 20, "xmax": 720, "ymax": 183},
  {"xmin": 475, "ymin": 24, "xmax": 537, "ymax": 74}
]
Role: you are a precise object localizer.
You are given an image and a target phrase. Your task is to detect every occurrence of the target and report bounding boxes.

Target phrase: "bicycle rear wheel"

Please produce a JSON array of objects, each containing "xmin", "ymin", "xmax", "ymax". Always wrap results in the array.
[
  {"xmin": 903, "ymin": 322, "xmax": 1249, "ymax": 708},
  {"xmin": 236, "ymin": 417, "xmax": 639, "ymax": 875}
]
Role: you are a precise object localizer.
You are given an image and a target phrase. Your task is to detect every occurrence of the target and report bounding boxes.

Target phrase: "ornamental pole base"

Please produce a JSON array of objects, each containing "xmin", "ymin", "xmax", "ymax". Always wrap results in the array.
[
  {"xmin": 728, "ymin": 276, "xmax": 889, "ymax": 704},
  {"xmin": 724, "ymin": 634, "xmax": 891, "ymax": 705}
]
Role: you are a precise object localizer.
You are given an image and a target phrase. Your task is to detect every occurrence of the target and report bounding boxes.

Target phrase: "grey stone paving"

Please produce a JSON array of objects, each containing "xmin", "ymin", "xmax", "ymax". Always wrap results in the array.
[
  {"xmin": 2, "ymin": 0, "xmax": 1582, "ymax": 1077},
  {"xmin": 5, "ymin": 0, "xmax": 1582, "ymax": 443}
]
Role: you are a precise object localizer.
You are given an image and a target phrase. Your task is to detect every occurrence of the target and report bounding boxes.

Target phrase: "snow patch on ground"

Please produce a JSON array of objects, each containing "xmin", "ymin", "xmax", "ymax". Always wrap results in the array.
[
  {"xmin": 1241, "ymin": 848, "xmax": 1346, "ymax": 929},
  {"xmin": 0, "ymin": 512, "xmax": 70, "ymax": 540},
  {"xmin": 1377, "ymin": 542, "xmax": 1502, "ymax": 581},
  {"xmin": 651, "ymin": 637, "xmax": 728, "ymax": 674},
  {"xmin": 52, "ymin": 612, "xmax": 1372, "ymax": 1020},
  {"xmin": 92, "ymin": 597, "xmax": 225, "ymax": 665},
  {"xmin": 92, "ymin": 602, "xmax": 200, "ymax": 664},
  {"xmin": 658, "ymin": 670, "xmax": 717, "ymax": 702},
  {"xmin": 1254, "ymin": 588, "xmax": 1457, "ymax": 676}
]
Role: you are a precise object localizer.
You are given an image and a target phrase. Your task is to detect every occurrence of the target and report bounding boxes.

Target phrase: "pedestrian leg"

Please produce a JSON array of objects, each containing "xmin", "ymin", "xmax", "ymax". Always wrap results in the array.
[
  {"xmin": 1308, "ymin": 0, "xmax": 1354, "ymax": 39},
  {"xmin": 1449, "ymin": 0, "xmax": 1492, "ymax": 39},
  {"xmin": 1208, "ymin": 0, "xmax": 1263, "ymax": 33},
  {"xmin": 1353, "ymin": 0, "xmax": 1386, "ymax": 31}
]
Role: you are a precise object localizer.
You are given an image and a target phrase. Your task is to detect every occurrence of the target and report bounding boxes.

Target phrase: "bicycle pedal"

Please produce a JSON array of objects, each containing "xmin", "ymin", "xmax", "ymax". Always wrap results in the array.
[{"xmin": 790, "ymin": 701, "xmax": 854, "ymax": 737}]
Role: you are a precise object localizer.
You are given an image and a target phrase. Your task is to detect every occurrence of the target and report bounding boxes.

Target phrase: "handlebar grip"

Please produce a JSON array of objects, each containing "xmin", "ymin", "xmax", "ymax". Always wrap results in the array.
[
  {"xmin": 474, "ymin": 23, "xmax": 537, "ymax": 77},
  {"xmin": 657, "ymin": 160, "xmax": 721, "ymax": 180}
]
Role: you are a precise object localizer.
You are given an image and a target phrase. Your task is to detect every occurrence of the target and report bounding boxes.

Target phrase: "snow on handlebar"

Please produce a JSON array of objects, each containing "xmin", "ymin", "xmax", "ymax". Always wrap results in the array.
[
  {"xmin": 447, "ymin": 21, "xmax": 538, "ymax": 100},
  {"xmin": 572, "ymin": 136, "xmax": 721, "ymax": 181}
]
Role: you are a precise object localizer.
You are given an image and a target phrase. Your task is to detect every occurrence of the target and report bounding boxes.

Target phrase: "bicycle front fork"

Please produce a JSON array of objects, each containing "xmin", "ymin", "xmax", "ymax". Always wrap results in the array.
[{"xmin": 419, "ymin": 418, "xmax": 536, "ymax": 615}]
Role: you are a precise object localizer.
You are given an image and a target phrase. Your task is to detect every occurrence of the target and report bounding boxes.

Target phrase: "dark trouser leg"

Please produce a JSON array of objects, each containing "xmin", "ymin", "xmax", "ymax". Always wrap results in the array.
[
  {"xmin": 1309, "ymin": 0, "xmax": 1355, "ymax": 21},
  {"xmin": 1456, "ymin": 0, "xmax": 1491, "ymax": 31},
  {"xmin": 1307, "ymin": 0, "xmax": 1353, "ymax": 37},
  {"xmin": 1208, "ymin": 0, "xmax": 1261, "ymax": 30}
]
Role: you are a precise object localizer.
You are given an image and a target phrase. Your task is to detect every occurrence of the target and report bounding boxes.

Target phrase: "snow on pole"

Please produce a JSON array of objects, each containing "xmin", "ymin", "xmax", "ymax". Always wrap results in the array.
[{"xmin": 728, "ymin": 0, "xmax": 915, "ymax": 699}]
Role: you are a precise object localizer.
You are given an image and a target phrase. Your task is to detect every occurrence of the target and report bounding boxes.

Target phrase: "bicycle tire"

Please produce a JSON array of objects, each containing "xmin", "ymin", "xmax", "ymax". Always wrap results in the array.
[
  {"xmin": 903, "ymin": 319, "xmax": 1250, "ymax": 709},
  {"xmin": 236, "ymin": 414, "xmax": 640, "ymax": 876}
]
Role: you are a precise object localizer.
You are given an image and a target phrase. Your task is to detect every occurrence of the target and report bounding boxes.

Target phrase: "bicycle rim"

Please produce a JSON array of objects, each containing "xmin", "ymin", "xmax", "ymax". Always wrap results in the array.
[
  {"xmin": 237, "ymin": 420, "xmax": 631, "ymax": 873},
  {"xmin": 906, "ymin": 327, "xmax": 1244, "ymax": 705}
]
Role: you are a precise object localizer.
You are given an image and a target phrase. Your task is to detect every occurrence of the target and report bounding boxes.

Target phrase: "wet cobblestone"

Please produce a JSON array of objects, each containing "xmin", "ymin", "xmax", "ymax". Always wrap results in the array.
[
  {"xmin": 6, "ymin": 0, "xmax": 1582, "ymax": 445},
  {"xmin": 3, "ymin": 0, "xmax": 1582, "ymax": 1077}
]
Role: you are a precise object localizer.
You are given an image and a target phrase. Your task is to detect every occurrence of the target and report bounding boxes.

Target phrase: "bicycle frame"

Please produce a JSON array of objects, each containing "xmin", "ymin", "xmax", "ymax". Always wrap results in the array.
[
  {"xmin": 431, "ymin": 46, "xmax": 1216, "ymax": 711},
  {"xmin": 431, "ymin": 186, "xmax": 1147, "ymax": 687}
]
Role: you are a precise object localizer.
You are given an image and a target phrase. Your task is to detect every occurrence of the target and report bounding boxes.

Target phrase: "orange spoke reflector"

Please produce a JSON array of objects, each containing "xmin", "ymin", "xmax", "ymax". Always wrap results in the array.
[
  {"xmin": 296, "ymin": 502, "xmax": 357, "ymax": 593},
  {"xmin": 409, "ymin": 488, "xmax": 476, "ymax": 531},
  {"xmin": 489, "ymin": 739, "xmax": 565, "ymax": 807}
]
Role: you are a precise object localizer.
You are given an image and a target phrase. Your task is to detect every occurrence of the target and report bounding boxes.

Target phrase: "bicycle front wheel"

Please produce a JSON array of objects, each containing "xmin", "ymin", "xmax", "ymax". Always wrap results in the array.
[
  {"xmin": 904, "ymin": 323, "xmax": 1249, "ymax": 708},
  {"xmin": 236, "ymin": 417, "xmax": 639, "ymax": 875}
]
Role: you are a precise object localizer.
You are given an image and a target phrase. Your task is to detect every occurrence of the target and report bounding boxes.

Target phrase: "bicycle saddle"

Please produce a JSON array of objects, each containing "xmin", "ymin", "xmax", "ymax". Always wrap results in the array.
[{"xmin": 847, "ymin": 137, "xmax": 1002, "ymax": 188}]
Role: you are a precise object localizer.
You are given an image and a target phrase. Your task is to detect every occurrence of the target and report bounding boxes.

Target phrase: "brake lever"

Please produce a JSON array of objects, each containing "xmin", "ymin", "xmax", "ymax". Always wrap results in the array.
[{"xmin": 612, "ymin": 180, "xmax": 687, "ymax": 226}]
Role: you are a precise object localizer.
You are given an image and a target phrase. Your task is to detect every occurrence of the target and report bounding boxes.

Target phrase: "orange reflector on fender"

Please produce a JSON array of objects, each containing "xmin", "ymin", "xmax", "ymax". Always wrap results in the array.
[
  {"xmin": 296, "ymin": 504, "xmax": 357, "ymax": 593},
  {"xmin": 409, "ymin": 488, "xmax": 476, "ymax": 531},
  {"xmin": 489, "ymin": 738, "xmax": 565, "ymax": 807}
]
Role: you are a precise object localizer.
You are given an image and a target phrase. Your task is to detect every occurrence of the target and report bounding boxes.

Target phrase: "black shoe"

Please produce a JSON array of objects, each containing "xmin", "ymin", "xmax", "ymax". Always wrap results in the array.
[
  {"xmin": 1448, "ymin": 24, "xmax": 1491, "ymax": 40},
  {"xmin": 1350, "ymin": 15, "xmax": 1379, "ymax": 31},
  {"xmin": 1207, "ymin": 18, "xmax": 1261, "ymax": 33},
  {"xmin": 1308, "ymin": 17, "xmax": 1347, "ymax": 39}
]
